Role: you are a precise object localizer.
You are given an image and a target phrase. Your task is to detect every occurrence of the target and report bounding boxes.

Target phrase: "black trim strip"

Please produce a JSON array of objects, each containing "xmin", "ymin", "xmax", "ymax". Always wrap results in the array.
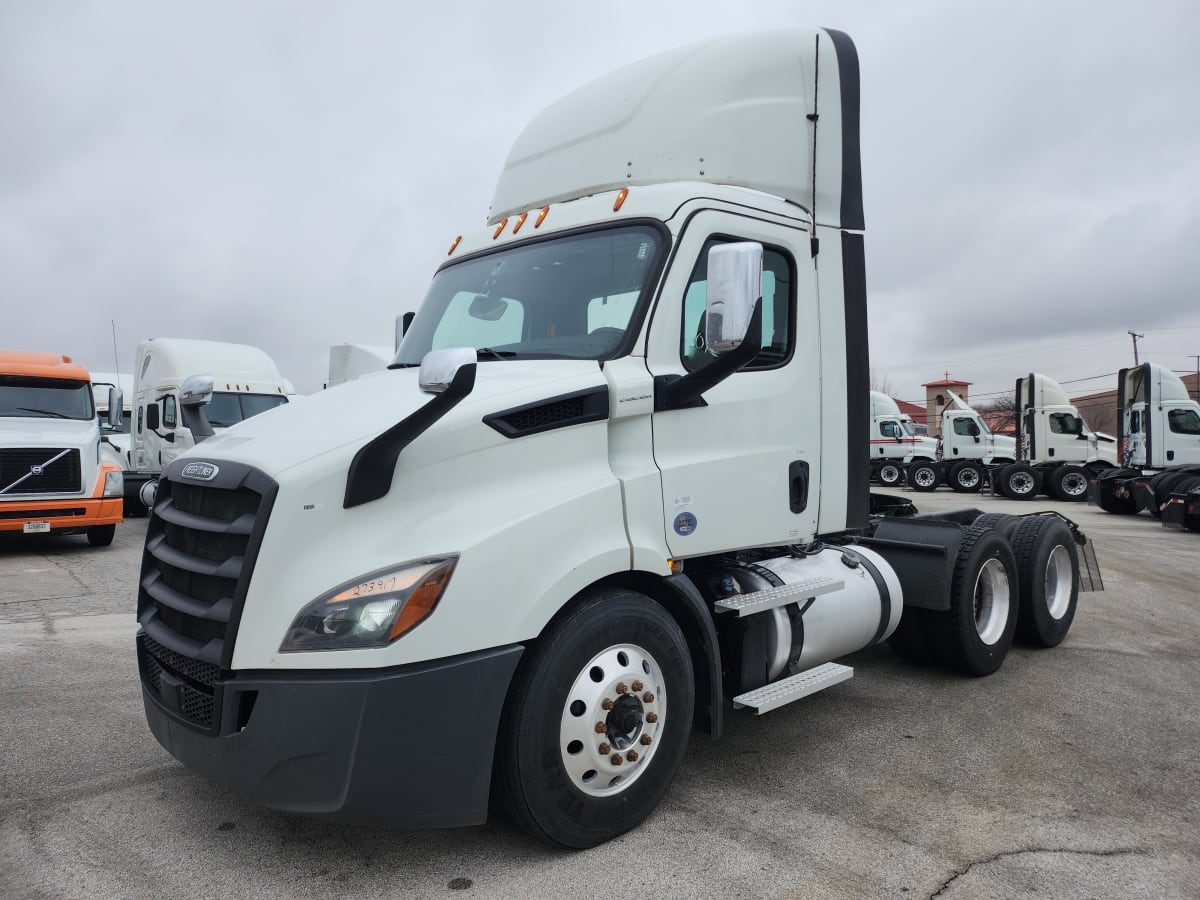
[
  {"xmin": 483, "ymin": 386, "xmax": 609, "ymax": 439},
  {"xmin": 853, "ymin": 550, "xmax": 892, "ymax": 645},
  {"xmin": 344, "ymin": 363, "xmax": 476, "ymax": 508},
  {"xmin": 823, "ymin": 28, "xmax": 865, "ymax": 230},
  {"xmin": 842, "ymin": 231, "xmax": 869, "ymax": 530}
]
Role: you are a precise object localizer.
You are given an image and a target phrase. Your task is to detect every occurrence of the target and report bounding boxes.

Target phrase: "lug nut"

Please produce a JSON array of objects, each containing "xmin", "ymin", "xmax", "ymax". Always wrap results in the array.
[
  {"xmin": 598, "ymin": 742, "xmax": 611, "ymax": 755},
  {"xmin": 616, "ymin": 682, "xmax": 628, "ymax": 694},
  {"xmin": 601, "ymin": 698, "xmax": 614, "ymax": 711},
  {"xmin": 646, "ymin": 712, "xmax": 658, "ymax": 723},
  {"xmin": 611, "ymin": 753, "xmax": 624, "ymax": 766},
  {"xmin": 640, "ymin": 734, "xmax": 652, "ymax": 746},
  {"xmin": 594, "ymin": 721, "xmax": 608, "ymax": 734},
  {"xmin": 643, "ymin": 692, "xmax": 654, "ymax": 703},
  {"xmin": 627, "ymin": 750, "xmax": 639, "ymax": 762},
  {"xmin": 631, "ymin": 680, "xmax": 644, "ymax": 692}
]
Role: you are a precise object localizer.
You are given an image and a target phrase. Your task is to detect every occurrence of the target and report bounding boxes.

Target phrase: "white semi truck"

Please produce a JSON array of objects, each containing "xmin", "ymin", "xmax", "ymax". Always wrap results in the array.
[
  {"xmin": 905, "ymin": 390, "xmax": 1016, "ymax": 494},
  {"xmin": 868, "ymin": 391, "xmax": 937, "ymax": 486},
  {"xmin": 1090, "ymin": 363, "xmax": 1200, "ymax": 528},
  {"xmin": 326, "ymin": 343, "xmax": 393, "ymax": 389},
  {"xmin": 988, "ymin": 372, "xmax": 1118, "ymax": 501},
  {"xmin": 1, "ymin": 350, "xmax": 124, "ymax": 546},
  {"xmin": 130, "ymin": 338, "xmax": 291, "ymax": 510},
  {"xmin": 134, "ymin": 30, "xmax": 1100, "ymax": 848}
]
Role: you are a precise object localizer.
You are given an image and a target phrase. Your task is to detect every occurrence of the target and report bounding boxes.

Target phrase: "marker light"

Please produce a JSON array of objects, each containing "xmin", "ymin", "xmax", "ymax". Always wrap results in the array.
[
  {"xmin": 613, "ymin": 188, "xmax": 629, "ymax": 212},
  {"xmin": 535, "ymin": 206, "xmax": 550, "ymax": 228},
  {"xmin": 280, "ymin": 557, "xmax": 458, "ymax": 651},
  {"xmin": 493, "ymin": 218, "xmax": 509, "ymax": 239},
  {"xmin": 448, "ymin": 235, "xmax": 462, "ymax": 255},
  {"xmin": 512, "ymin": 212, "xmax": 528, "ymax": 233}
]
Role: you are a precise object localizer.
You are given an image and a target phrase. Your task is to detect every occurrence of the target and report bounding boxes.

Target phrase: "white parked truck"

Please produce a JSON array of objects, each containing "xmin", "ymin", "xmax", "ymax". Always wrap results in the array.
[
  {"xmin": 868, "ymin": 391, "xmax": 938, "ymax": 486},
  {"xmin": 905, "ymin": 390, "xmax": 1016, "ymax": 494},
  {"xmin": 134, "ymin": 30, "xmax": 1100, "ymax": 848},
  {"xmin": 988, "ymin": 372, "xmax": 1118, "ymax": 501},
  {"xmin": 1090, "ymin": 363, "xmax": 1200, "ymax": 528},
  {"xmin": 326, "ymin": 343, "xmax": 393, "ymax": 389},
  {"xmin": 130, "ymin": 338, "xmax": 290, "ymax": 510},
  {"xmin": 1, "ymin": 350, "xmax": 124, "ymax": 546}
]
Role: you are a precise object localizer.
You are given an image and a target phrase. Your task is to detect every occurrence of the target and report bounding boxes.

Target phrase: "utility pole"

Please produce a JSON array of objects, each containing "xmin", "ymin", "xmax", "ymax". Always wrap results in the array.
[
  {"xmin": 1189, "ymin": 354, "xmax": 1200, "ymax": 402},
  {"xmin": 1128, "ymin": 330, "xmax": 1144, "ymax": 365}
]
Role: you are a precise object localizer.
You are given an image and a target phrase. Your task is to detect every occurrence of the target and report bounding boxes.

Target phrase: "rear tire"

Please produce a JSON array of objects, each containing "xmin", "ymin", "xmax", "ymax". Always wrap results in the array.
[
  {"xmin": 908, "ymin": 461, "xmax": 940, "ymax": 493},
  {"xmin": 1011, "ymin": 517, "xmax": 1079, "ymax": 647},
  {"xmin": 949, "ymin": 461, "xmax": 984, "ymax": 493},
  {"xmin": 87, "ymin": 524, "xmax": 116, "ymax": 547},
  {"xmin": 926, "ymin": 528, "xmax": 1018, "ymax": 676},
  {"xmin": 493, "ymin": 589, "xmax": 693, "ymax": 848},
  {"xmin": 1049, "ymin": 465, "xmax": 1089, "ymax": 502},
  {"xmin": 999, "ymin": 464, "xmax": 1039, "ymax": 501},
  {"xmin": 878, "ymin": 462, "xmax": 903, "ymax": 487},
  {"xmin": 971, "ymin": 512, "xmax": 1021, "ymax": 539}
]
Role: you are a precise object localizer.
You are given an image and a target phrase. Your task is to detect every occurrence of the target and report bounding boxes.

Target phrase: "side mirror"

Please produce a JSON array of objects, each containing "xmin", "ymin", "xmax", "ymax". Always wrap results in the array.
[
  {"xmin": 107, "ymin": 387, "xmax": 124, "ymax": 429},
  {"xmin": 705, "ymin": 243, "xmax": 762, "ymax": 354},
  {"xmin": 179, "ymin": 375, "xmax": 214, "ymax": 406},
  {"xmin": 397, "ymin": 311, "xmax": 416, "ymax": 350},
  {"xmin": 145, "ymin": 404, "xmax": 160, "ymax": 431},
  {"xmin": 420, "ymin": 347, "xmax": 477, "ymax": 394}
]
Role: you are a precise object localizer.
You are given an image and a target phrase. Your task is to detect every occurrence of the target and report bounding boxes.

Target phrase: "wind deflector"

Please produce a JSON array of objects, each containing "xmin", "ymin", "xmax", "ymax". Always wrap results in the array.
[{"xmin": 343, "ymin": 363, "xmax": 476, "ymax": 508}]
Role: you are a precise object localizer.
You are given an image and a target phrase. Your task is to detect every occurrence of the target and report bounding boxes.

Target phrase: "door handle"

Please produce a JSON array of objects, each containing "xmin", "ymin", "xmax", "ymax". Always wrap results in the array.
[{"xmin": 789, "ymin": 460, "xmax": 809, "ymax": 513}]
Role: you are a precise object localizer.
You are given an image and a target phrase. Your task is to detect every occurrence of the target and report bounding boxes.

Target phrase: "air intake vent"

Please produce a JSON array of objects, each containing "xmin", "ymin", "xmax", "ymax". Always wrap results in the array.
[
  {"xmin": 0, "ymin": 448, "xmax": 82, "ymax": 495},
  {"xmin": 484, "ymin": 387, "xmax": 608, "ymax": 438}
]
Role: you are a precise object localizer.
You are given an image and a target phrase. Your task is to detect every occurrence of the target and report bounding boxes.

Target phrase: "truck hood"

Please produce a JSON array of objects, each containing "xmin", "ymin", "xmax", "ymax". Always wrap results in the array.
[
  {"xmin": 189, "ymin": 360, "xmax": 608, "ymax": 479},
  {"xmin": 0, "ymin": 416, "xmax": 97, "ymax": 447}
]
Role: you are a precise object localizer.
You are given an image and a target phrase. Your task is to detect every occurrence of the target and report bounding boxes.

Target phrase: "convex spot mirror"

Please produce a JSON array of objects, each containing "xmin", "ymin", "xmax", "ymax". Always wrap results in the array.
[
  {"xmin": 107, "ymin": 387, "xmax": 124, "ymax": 429},
  {"xmin": 468, "ymin": 294, "xmax": 509, "ymax": 322},
  {"xmin": 420, "ymin": 347, "xmax": 476, "ymax": 394},
  {"xmin": 180, "ymin": 374, "xmax": 214, "ymax": 406},
  {"xmin": 705, "ymin": 242, "xmax": 762, "ymax": 355}
]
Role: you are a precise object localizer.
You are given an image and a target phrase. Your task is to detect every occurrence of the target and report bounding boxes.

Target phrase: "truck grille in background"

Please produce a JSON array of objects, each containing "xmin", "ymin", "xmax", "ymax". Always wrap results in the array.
[
  {"xmin": 0, "ymin": 448, "xmax": 82, "ymax": 495},
  {"xmin": 136, "ymin": 463, "xmax": 276, "ymax": 732}
]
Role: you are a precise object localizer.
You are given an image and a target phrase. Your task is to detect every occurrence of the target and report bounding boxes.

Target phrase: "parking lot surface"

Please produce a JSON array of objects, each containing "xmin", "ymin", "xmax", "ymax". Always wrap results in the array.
[{"xmin": 1, "ymin": 490, "xmax": 1197, "ymax": 899}]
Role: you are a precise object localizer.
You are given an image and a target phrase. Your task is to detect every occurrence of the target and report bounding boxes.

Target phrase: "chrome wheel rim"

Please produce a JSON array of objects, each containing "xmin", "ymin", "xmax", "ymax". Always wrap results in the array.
[
  {"xmin": 974, "ymin": 558, "xmax": 1011, "ymax": 645},
  {"xmin": 1045, "ymin": 544, "xmax": 1073, "ymax": 619},
  {"xmin": 560, "ymin": 643, "xmax": 665, "ymax": 797}
]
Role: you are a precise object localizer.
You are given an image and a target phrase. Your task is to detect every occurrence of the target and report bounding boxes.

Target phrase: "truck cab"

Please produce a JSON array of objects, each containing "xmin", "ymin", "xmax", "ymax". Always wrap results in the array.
[
  {"xmin": 940, "ymin": 390, "xmax": 1015, "ymax": 466},
  {"xmin": 0, "ymin": 351, "xmax": 124, "ymax": 545},
  {"xmin": 1119, "ymin": 362, "xmax": 1200, "ymax": 468},
  {"xmin": 1017, "ymin": 372, "xmax": 1117, "ymax": 467}
]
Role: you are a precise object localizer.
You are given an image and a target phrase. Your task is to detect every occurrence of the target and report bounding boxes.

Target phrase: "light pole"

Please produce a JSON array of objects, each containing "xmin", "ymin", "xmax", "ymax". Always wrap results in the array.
[{"xmin": 1128, "ymin": 330, "xmax": 1144, "ymax": 365}]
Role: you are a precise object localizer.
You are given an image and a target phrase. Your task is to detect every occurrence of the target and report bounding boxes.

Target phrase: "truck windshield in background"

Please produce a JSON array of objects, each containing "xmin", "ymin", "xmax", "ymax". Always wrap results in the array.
[
  {"xmin": 395, "ymin": 224, "xmax": 666, "ymax": 366},
  {"xmin": 0, "ymin": 376, "xmax": 95, "ymax": 420},
  {"xmin": 203, "ymin": 393, "xmax": 288, "ymax": 428}
]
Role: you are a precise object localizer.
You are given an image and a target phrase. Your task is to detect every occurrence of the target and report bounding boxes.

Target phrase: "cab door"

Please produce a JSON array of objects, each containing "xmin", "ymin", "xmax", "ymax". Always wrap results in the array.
[
  {"xmin": 646, "ymin": 211, "xmax": 819, "ymax": 557},
  {"xmin": 1164, "ymin": 406, "xmax": 1200, "ymax": 464}
]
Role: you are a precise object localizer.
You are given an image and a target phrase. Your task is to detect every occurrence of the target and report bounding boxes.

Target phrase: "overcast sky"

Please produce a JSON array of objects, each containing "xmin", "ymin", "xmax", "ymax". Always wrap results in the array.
[{"xmin": 3, "ymin": 0, "xmax": 1199, "ymax": 405}]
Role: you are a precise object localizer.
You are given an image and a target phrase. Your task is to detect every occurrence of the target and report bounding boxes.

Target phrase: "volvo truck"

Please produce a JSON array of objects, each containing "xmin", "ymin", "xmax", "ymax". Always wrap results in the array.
[
  {"xmin": 130, "ymin": 338, "xmax": 290, "ymax": 510},
  {"xmin": 1, "ymin": 351, "xmax": 124, "ymax": 545},
  {"xmin": 868, "ymin": 391, "xmax": 937, "ymax": 486},
  {"xmin": 134, "ymin": 30, "xmax": 1099, "ymax": 848},
  {"xmin": 988, "ymin": 372, "xmax": 1117, "ymax": 501},
  {"xmin": 905, "ymin": 390, "xmax": 1017, "ymax": 494},
  {"xmin": 1090, "ymin": 363, "xmax": 1200, "ymax": 528}
]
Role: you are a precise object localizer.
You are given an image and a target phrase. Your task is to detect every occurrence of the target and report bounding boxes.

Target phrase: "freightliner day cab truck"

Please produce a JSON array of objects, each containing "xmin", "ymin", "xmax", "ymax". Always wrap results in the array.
[
  {"xmin": 868, "ymin": 391, "xmax": 937, "ymax": 486},
  {"xmin": 1, "ymin": 351, "xmax": 124, "ymax": 546},
  {"xmin": 906, "ymin": 390, "xmax": 1016, "ymax": 494},
  {"xmin": 988, "ymin": 372, "xmax": 1118, "ymax": 502},
  {"xmin": 135, "ymin": 30, "xmax": 1101, "ymax": 848},
  {"xmin": 130, "ymin": 338, "xmax": 290, "ymax": 512},
  {"xmin": 1091, "ymin": 362, "xmax": 1200, "ymax": 529}
]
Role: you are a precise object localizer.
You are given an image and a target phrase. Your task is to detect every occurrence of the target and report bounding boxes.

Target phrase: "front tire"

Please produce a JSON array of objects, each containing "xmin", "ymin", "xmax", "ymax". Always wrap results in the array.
[
  {"xmin": 493, "ymin": 589, "xmax": 694, "ymax": 848},
  {"xmin": 1011, "ymin": 516, "xmax": 1079, "ymax": 647},
  {"xmin": 926, "ymin": 528, "xmax": 1018, "ymax": 676},
  {"xmin": 87, "ymin": 524, "xmax": 116, "ymax": 547}
]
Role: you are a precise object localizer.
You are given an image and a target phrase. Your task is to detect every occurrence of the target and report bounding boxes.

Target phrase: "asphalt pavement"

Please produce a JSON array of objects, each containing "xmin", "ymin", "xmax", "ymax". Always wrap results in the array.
[{"xmin": 1, "ymin": 489, "xmax": 1197, "ymax": 899}]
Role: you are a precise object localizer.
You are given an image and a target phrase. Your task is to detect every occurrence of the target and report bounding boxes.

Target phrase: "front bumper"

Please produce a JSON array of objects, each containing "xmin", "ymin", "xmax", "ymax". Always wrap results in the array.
[
  {"xmin": 0, "ymin": 497, "xmax": 123, "ymax": 532},
  {"xmin": 141, "ymin": 641, "xmax": 523, "ymax": 827}
]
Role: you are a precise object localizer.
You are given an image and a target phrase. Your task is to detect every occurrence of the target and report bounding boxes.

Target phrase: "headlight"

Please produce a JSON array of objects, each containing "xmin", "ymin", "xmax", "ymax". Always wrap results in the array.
[
  {"xmin": 102, "ymin": 470, "xmax": 123, "ymax": 497},
  {"xmin": 280, "ymin": 557, "xmax": 457, "ymax": 652}
]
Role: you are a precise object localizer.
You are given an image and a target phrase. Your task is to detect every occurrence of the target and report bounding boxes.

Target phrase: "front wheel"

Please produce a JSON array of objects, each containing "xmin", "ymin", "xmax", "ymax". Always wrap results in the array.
[
  {"xmin": 87, "ymin": 524, "xmax": 116, "ymax": 547},
  {"xmin": 493, "ymin": 589, "xmax": 694, "ymax": 848}
]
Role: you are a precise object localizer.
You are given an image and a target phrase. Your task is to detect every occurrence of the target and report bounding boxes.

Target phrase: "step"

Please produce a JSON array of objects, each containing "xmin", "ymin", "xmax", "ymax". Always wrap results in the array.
[
  {"xmin": 713, "ymin": 575, "xmax": 844, "ymax": 617},
  {"xmin": 731, "ymin": 663, "xmax": 854, "ymax": 715}
]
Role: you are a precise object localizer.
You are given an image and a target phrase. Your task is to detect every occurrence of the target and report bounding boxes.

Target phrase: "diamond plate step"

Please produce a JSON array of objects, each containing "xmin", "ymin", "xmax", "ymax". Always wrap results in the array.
[
  {"xmin": 713, "ymin": 575, "xmax": 844, "ymax": 617},
  {"xmin": 731, "ymin": 663, "xmax": 854, "ymax": 715}
]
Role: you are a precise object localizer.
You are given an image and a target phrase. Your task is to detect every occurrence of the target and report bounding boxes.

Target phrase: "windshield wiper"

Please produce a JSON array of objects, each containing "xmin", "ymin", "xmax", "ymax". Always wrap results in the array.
[
  {"xmin": 17, "ymin": 407, "xmax": 70, "ymax": 419},
  {"xmin": 476, "ymin": 348, "xmax": 518, "ymax": 361}
]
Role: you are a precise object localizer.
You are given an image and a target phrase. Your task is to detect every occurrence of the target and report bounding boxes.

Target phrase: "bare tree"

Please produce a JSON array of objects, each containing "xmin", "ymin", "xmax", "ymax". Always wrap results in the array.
[
  {"xmin": 869, "ymin": 368, "xmax": 894, "ymax": 396},
  {"xmin": 976, "ymin": 392, "xmax": 1019, "ymax": 434}
]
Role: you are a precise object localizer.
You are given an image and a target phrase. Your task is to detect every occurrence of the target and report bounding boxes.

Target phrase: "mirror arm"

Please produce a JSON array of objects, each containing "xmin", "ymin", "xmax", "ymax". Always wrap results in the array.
[{"xmin": 654, "ymin": 300, "xmax": 762, "ymax": 412}]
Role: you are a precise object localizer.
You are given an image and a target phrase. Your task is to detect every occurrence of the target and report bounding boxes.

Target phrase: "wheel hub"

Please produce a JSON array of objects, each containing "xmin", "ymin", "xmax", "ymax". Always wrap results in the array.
[
  {"xmin": 973, "ymin": 557, "xmax": 1011, "ymax": 645},
  {"xmin": 1045, "ymin": 544, "xmax": 1073, "ymax": 619}
]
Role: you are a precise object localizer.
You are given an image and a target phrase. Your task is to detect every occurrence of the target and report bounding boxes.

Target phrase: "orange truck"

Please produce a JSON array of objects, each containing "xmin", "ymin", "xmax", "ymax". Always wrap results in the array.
[{"xmin": 0, "ymin": 350, "xmax": 124, "ymax": 546}]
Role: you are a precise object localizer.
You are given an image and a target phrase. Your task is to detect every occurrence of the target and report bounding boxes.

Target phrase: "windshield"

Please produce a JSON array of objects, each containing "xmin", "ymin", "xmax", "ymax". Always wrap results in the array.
[
  {"xmin": 396, "ymin": 224, "xmax": 666, "ymax": 365},
  {"xmin": 203, "ymin": 392, "xmax": 288, "ymax": 428},
  {"xmin": 0, "ymin": 376, "xmax": 95, "ymax": 420},
  {"xmin": 98, "ymin": 412, "xmax": 131, "ymax": 434},
  {"xmin": 899, "ymin": 420, "xmax": 915, "ymax": 437}
]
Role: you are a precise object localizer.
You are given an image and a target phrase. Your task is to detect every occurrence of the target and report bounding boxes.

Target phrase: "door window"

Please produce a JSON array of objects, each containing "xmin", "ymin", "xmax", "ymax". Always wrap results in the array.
[
  {"xmin": 952, "ymin": 418, "xmax": 974, "ymax": 436},
  {"xmin": 1049, "ymin": 412, "xmax": 1080, "ymax": 435},
  {"xmin": 880, "ymin": 421, "xmax": 899, "ymax": 438},
  {"xmin": 681, "ymin": 239, "xmax": 794, "ymax": 372},
  {"xmin": 1168, "ymin": 408, "xmax": 1200, "ymax": 435}
]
